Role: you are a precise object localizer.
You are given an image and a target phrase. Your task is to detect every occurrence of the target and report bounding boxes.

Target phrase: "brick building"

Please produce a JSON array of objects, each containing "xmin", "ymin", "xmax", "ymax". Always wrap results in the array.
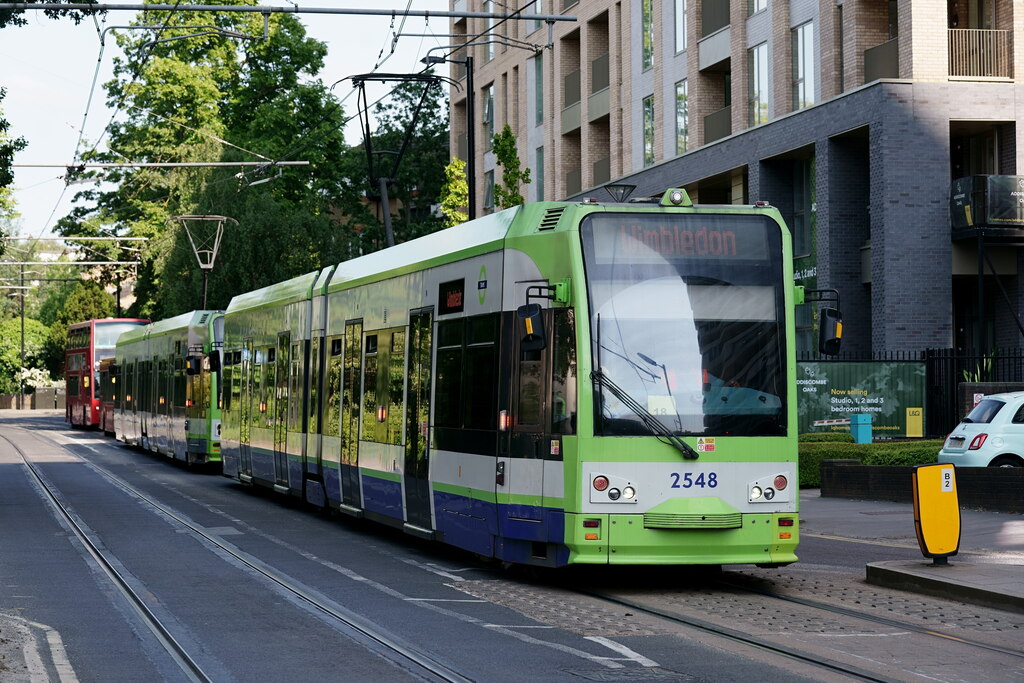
[{"xmin": 444, "ymin": 0, "xmax": 1024, "ymax": 355}]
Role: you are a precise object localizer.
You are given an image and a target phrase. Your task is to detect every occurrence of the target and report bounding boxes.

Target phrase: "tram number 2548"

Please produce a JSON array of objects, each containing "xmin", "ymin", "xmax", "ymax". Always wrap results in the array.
[{"xmin": 669, "ymin": 472, "xmax": 719, "ymax": 489}]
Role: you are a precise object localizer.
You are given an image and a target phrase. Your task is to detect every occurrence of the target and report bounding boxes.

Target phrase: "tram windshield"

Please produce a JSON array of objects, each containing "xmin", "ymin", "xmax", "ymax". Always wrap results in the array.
[{"xmin": 581, "ymin": 212, "xmax": 787, "ymax": 437}]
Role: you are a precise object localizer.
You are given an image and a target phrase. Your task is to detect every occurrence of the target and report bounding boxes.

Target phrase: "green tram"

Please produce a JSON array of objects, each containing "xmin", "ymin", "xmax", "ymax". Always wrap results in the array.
[
  {"xmin": 220, "ymin": 190, "xmax": 840, "ymax": 567},
  {"xmin": 112, "ymin": 310, "xmax": 225, "ymax": 465}
]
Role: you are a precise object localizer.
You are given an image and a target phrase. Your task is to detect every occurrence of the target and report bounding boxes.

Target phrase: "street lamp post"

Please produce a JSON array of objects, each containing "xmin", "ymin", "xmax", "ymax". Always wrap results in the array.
[{"xmin": 423, "ymin": 53, "xmax": 475, "ymax": 220}]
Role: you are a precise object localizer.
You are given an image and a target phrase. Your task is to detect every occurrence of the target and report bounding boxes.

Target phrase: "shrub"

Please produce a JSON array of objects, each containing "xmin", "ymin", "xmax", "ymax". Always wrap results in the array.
[{"xmin": 798, "ymin": 440, "xmax": 944, "ymax": 487}]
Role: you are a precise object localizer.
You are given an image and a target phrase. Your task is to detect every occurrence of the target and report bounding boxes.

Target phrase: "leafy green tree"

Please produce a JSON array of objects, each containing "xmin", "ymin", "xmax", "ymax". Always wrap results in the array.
[
  {"xmin": 0, "ymin": 316, "xmax": 50, "ymax": 394},
  {"xmin": 356, "ymin": 77, "xmax": 450, "ymax": 245},
  {"xmin": 60, "ymin": 10, "xmax": 351, "ymax": 318},
  {"xmin": 42, "ymin": 281, "xmax": 115, "ymax": 376},
  {"xmin": 1, "ymin": 86, "xmax": 27, "ymax": 254},
  {"xmin": 0, "ymin": 0, "xmax": 97, "ymax": 29},
  {"xmin": 492, "ymin": 124, "xmax": 531, "ymax": 209},
  {"xmin": 439, "ymin": 157, "xmax": 469, "ymax": 227}
]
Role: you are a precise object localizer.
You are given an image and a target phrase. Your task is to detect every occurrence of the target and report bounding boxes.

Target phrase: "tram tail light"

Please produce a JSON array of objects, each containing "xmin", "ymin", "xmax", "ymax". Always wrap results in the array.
[
  {"xmin": 592, "ymin": 475, "xmax": 609, "ymax": 491},
  {"xmin": 773, "ymin": 475, "xmax": 788, "ymax": 491},
  {"xmin": 968, "ymin": 433, "xmax": 988, "ymax": 450},
  {"xmin": 778, "ymin": 518, "xmax": 794, "ymax": 527},
  {"xmin": 583, "ymin": 519, "xmax": 600, "ymax": 528}
]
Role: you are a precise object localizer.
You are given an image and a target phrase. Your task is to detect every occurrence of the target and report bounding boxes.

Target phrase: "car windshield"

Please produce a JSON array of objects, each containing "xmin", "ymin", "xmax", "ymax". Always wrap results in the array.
[
  {"xmin": 580, "ymin": 212, "xmax": 786, "ymax": 437},
  {"xmin": 963, "ymin": 398, "xmax": 1005, "ymax": 424}
]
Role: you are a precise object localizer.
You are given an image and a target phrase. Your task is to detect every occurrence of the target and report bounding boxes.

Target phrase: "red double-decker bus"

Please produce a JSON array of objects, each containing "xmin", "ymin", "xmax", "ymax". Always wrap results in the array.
[{"xmin": 65, "ymin": 318, "xmax": 148, "ymax": 428}]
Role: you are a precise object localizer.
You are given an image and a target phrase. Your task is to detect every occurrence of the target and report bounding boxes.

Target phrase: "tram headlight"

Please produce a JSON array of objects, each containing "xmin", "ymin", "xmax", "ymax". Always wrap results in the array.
[
  {"xmin": 622, "ymin": 486, "xmax": 636, "ymax": 500},
  {"xmin": 607, "ymin": 488, "xmax": 621, "ymax": 501},
  {"xmin": 763, "ymin": 487, "xmax": 776, "ymax": 501},
  {"xmin": 750, "ymin": 485, "xmax": 763, "ymax": 500}
]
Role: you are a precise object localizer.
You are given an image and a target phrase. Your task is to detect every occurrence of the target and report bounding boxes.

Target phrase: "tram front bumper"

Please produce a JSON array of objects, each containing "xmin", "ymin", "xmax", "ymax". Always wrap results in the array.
[{"xmin": 566, "ymin": 512, "xmax": 799, "ymax": 565}]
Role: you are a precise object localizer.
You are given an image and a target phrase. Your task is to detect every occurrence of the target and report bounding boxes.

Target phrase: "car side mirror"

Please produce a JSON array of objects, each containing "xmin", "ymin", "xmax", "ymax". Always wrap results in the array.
[
  {"xmin": 819, "ymin": 308, "xmax": 843, "ymax": 356},
  {"xmin": 517, "ymin": 303, "xmax": 546, "ymax": 352}
]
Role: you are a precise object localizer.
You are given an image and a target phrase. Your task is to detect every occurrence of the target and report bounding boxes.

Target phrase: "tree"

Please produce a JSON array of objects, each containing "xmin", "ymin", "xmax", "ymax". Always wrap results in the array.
[
  {"xmin": 59, "ymin": 10, "xmax": 352, "ymax": 318},
  {"xmin": 439, "ymin": 157, "xmax": 469, "ymax": 227},
  {"xmin": 0, "ymin": 0, "xmax": 96, "ymax": 29},
  {"xmin": 0, "ymin": 316, "xmax": 50, "ymax": 394},
  {"xmin": 492, "ymin": 124, "xmax": 531, "ymax": 209},
  {"xmin": 0, "ymin": 86, "xmax": 27, "ymax": 255},
  {"xmin": 356, "ymin": 77, "xmax": 450, "ymax": 245}
]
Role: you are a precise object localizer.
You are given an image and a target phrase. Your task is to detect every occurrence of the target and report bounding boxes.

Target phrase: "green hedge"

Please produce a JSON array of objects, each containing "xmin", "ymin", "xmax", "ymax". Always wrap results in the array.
[{"xmin": 798, "ymin": 440, "xmax": 945, "ymax": 487}]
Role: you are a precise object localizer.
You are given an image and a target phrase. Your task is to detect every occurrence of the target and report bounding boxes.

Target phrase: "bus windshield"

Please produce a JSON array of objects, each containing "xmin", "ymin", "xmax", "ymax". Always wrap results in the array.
[
  {"xmin": 95, "ymin": 321, "xmax": 145, "ymax": 352},
  {"xmin": 581, "ymin": 212, "xmax": 787, "ymax": 437}
]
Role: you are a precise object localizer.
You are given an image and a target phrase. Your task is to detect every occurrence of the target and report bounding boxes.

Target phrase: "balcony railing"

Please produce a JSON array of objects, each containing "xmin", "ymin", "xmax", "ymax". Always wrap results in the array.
[
  {"xmin": 592, "ymin": 157, "xmax": 610, "ymax": 187},
  {"xmin": 863, "ymin": 37, "xmax": 899, "ymax": 83},
  {"xmin": 564, "ymin": 69, "xmax": 581, "ymax": 107},
  {"xmin": 704, "ymin": 105, "xmax": 731, "ymax": 144},
  {"xmin": 949, "ymin": 29, "xmax": 1012, "ymax": 79},
  {"xmin": 566, "ymin": 168, "xmax": 582, "ymax": 196},
  {"xmin": 591, "ymin": 54, "xmax": 609, "ymax": 93}
]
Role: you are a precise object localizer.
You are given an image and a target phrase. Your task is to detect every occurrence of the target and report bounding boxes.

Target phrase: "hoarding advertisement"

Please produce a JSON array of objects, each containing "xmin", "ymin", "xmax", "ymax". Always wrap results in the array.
[{"xmin": 797, "ymin": 362, "xmax": 926, "ymax": 438}]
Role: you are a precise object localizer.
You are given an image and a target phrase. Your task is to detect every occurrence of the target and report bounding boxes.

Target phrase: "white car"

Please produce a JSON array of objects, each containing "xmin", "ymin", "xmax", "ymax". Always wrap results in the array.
[{"xmin": 938, "ymin": 391, "xmax": 1024, "ymax": 467}]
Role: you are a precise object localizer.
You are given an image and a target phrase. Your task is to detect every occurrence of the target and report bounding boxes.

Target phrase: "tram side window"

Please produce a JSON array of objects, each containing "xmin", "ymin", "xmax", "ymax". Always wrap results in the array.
[
  {"xmin": 174, "ymin": 358, "xmax": 186, "ymax": 408},
  {"xmin": 289, "ymin": 342, "xmax": 301, "ymax": 431},
  {"xmin": 435, "ymin": 314, "xmax": 499, "ymax": 436},
  {"xmin": 324, "ymin": 337, "xmax": 343, "ymax": 437},
  {"xmin": 551, "ymin": 309, "xmax": 577, "ymax": 434}
]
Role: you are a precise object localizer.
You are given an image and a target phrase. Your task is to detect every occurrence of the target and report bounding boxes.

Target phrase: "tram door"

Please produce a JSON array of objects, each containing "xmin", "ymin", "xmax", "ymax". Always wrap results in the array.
[
  {"xmin": 504, "ymin": 308, "xmax": 576, "ymax": 535},
  {"xmin": 403, "ymin": 310, "xmax": 433, "ymax": 530},
  {"xmin": 274, "ymin": 333, "xmax": 290, "ymax": 488},
  {"xmin": 340, "ymin": 321, "xmax": 363, "ymax": 509},
  {"xmin": 239, "ymin": 339, "xmax": 254, "ymax": 477}
]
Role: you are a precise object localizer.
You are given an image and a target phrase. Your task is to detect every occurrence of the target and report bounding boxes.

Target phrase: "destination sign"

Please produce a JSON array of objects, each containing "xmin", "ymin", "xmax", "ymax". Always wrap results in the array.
[
  {"xmin": 438, "ymin": 278, "xmax": 465, "ymax": 315},
  {"xmin": 585, "ymin": 214, "xmax": 772, "ymax": 265}
]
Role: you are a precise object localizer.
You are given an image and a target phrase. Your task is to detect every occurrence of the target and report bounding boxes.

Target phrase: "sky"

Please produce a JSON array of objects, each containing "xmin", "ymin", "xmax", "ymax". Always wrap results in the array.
[{"xmin": 0, "ymin": 1, "xmax": 449, "ymax": 242}]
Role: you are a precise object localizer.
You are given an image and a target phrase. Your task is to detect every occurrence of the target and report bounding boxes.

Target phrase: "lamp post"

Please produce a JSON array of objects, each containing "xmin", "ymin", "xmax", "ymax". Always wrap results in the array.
[{"xmin": 422, "ymin": 53, "xmax": 475, "ymax": 220}]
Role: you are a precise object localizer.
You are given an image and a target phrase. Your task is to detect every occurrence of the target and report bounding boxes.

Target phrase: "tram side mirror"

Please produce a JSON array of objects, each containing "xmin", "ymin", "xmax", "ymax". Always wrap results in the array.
[
  {"xmin": 186, "ymin": 356, "xmax": 201, "ymax": 376},
  {"xmin": 517, "ymin": 303, "xmax": 547, "ymax": 352},
  {"xmin": 819, "ymin": 308, "xmax": 843, "ymax": 356},
  {"xmin": 208, "ymin": 350, "xmax": 221, "ymax": 372}
]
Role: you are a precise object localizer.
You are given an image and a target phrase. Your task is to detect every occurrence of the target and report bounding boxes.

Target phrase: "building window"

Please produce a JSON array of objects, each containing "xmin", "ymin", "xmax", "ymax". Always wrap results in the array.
[
  {"xmin": 749, "ymin": 0, "xmax": 766, "ymax": 15},
  {"xmin": 793, "ymin": 157, "xmax": 814, "ymax": 258},
  {"xmin": 535, "ymin": 146, "xmax": 544, "ymax": 201},
  {"xmin": 483, "ymin": 84, "xmax": 495, "ymax": 149},
  {"xmin": 792, "ymin": 21, "xmax": 815, "ymax": 110},
  {"xmin": 641, "ymin": 0, "xmax": 654, "ymax": 70},
  {"xmin": 642, "ymin": 94, "xmax": 655, "ymax": 167},
  {"xmin": 484, "ymin": 1, "xmax": 495, "ymax": 61},
  {"xmin": 748, "ymin": 42, "xmax": 769, "ymax": 125},
  {"xmin": 534, "ymin": 53, "xmax": 543, "ymax": 126},
  {"xmin": 484, "ymin": 169, "xmax": 495, "ymax": 213},
  {"xmin": 674, "ymin": 0, "xmax": 687, "ymax": 53},
  {"xmin": 675, "ymin": 80, "xmax": 688, "ymax": 154}
]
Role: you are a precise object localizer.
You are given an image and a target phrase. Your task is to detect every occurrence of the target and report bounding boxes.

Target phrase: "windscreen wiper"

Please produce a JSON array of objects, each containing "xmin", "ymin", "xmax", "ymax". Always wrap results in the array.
[{"xmin": 592, "ymin": 370, "xmax": 699, "ymax": 460}]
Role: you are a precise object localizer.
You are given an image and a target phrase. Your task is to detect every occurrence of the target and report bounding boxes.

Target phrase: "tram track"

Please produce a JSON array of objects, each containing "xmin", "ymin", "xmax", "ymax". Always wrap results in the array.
[
  {"xmin": 0, "ymin": 431, "xmax": 213, "ymax": 683},
  {"xmin": 2, "ymin": 427, "xmax": 473, "ymax": 683},
  {"xmin": 567, "ymin": 569, "xmax": 1024, "ymax": 683}
]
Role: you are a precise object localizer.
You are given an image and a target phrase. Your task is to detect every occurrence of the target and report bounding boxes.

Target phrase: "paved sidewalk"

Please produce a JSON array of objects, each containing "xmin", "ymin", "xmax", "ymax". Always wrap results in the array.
[{"xmin": 801, "ymin": 489, "xmax": 1024, "ymax": 614}]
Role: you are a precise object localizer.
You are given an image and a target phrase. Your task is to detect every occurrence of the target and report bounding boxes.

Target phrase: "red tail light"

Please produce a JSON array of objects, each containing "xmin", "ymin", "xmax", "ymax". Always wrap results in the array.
[{"xmin": 968, "ymin": 433, "xmax": 988, "ymax": 450}]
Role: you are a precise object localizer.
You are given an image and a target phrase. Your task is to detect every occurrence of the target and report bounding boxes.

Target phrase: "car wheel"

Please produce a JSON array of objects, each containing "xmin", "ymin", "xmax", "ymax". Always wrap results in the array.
[{"xmin": 989, "ymin": 455, "xmax": 1024, "ymax": 467}]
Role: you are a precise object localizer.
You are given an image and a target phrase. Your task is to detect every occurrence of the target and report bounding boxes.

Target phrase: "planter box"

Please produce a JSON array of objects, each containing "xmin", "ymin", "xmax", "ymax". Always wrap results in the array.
[{"xmin": 821, "ymin": 460, "xmax": 1024, "ymax": 513}]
